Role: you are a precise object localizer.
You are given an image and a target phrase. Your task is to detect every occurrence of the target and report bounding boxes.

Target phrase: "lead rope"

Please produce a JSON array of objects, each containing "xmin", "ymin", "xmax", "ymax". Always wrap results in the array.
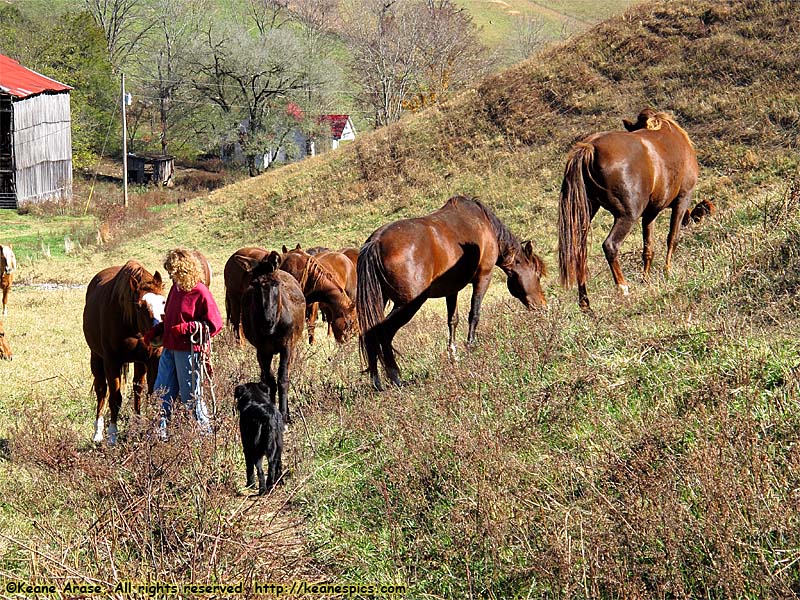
[{"xmin": 190, "ymin": 323, "xmax": 218, "ymax": 423}]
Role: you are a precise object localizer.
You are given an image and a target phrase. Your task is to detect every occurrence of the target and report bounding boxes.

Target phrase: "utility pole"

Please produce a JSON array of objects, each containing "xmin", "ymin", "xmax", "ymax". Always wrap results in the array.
[{"xmin": 121, "ymin": 73, "xmax": 128, "ymax": 208}]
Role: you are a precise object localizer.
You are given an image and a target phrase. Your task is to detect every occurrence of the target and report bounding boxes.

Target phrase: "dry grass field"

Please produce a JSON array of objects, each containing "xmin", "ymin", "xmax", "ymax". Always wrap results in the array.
[{"xmin": 2, "ymin": 0, "xmax": 800, "ymax": 598}]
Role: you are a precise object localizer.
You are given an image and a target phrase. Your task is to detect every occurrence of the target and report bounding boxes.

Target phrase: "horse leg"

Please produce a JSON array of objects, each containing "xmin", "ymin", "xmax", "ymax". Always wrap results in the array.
[
  {"xmin": 641, "ymin": 211, "xmax": 658, "ymax": 280},
  {"xmin": 105, "ymin": 365, "xmax": 123, "ymax": 445},
  {"xmin": 381, "ymin": 296, "xmax": 427, "ymax": 387},
  {"xmin": 665, "ymin": 194, "xmax": 693, "ymax": 275},
  {"xmin": 276, "ymin": 347, "xmax": 291, "ymax": 425},
  {"xmin": 91, "ymin": 353, "xmax": 108, "ymax": 443},
  {"xmin": 132, "ymin": 361, "xmax": 147, "ymax": 415},
  {"xmin": 256, "ymin": 349, "xmax": 278, "ymax": 403},
  {"xmin": 1, "ymin": 281, "xmax": 8, "ymax": 316},
  {"xmin": 306, "ymin": 303, "xmax": 318, "ymax": 344},
  {"xmin": 446, "ymin": 294, "xmax": 459, "ymax": 361},
  {"xmin": 602, "ymin": 216, "xmax": 636, "ymax": 295},
  {"xmin": 466, "ymin": 276, "xmax": 491, "ymax": 346}
]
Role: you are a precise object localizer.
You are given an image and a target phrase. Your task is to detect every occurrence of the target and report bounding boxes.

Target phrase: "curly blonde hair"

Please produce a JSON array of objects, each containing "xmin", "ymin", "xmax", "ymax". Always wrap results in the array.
[{"xmin": 164, "ymin": 248, "xmax": 203, "ymax": 292}]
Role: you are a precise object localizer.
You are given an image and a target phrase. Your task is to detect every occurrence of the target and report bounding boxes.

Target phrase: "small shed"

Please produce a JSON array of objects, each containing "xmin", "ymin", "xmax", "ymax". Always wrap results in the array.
[
  {"xmin": 127, "ymin": 153, "xmax": 175, "ymax": 186},
  {"xmin": 0, "ymin": 54, "xmax": 73, "ymax": 209}
]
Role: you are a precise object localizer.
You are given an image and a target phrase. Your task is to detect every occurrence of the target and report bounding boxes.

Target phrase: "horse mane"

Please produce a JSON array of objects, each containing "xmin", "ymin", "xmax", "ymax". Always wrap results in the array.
[
  {"xmin": 453, "ymin": 196, "xmax": 522, "ymax": 267},
  {"xmin": 302, "ymin": 255, "xmax": 353, "ymax": 308},
  {"xmin": 112, "ymin": 260, "xmax": 156, "ymax": 326}
]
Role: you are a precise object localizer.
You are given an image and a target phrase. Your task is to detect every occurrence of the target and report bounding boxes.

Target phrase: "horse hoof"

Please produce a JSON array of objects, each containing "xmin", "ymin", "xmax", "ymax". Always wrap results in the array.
[
  {"xmin": 92, "ymin": 418, "xmax": 104, "ymax": 443},
  {"xmin": 107, "ymin": 423, "xmax": 118, "ymax": 446},
  {"xmin": 618, "ymin": 284, "xmax": 630, "ymax": 296}
]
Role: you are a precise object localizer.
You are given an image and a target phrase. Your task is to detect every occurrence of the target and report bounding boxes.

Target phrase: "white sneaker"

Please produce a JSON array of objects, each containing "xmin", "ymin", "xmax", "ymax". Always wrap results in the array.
[{"xmin": 157, "ymin": 418, "xmax": 168, "ymax": 441}]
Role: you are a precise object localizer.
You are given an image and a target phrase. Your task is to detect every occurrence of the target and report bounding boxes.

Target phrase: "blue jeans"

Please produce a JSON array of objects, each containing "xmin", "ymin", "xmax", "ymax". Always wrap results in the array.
[{"xmin": 154, "ymin": 348, "xmax": 210, "ymax": 428}]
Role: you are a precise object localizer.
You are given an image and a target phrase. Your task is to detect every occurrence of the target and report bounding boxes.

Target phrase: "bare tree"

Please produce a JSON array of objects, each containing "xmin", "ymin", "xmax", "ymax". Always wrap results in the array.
[
  {"xmin": 84, "ymin": 0, "xmax": 154, "ymax": 69},
  {"xmin": 189, "ymin": 8, "xmax": 310, "ymax": 175},
  {"xmin": 342, "ymin": 0, "xmax": 488, "ymax": 127},
  {"xmin": 511, "ymin": 13, "xmax": 547, "ymax": 62}
]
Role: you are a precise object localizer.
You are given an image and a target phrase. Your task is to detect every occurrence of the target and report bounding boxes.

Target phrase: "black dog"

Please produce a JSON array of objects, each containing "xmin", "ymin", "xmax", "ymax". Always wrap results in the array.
[{"xmin": 234, "ymin": 382, "xmax": 284, "ymax": 495}]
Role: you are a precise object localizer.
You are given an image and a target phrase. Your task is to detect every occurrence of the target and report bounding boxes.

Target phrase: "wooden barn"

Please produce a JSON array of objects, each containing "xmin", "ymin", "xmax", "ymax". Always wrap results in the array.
[{"xmin": 0, "ymin": 54, "xmax": 73, "ymax": 209}]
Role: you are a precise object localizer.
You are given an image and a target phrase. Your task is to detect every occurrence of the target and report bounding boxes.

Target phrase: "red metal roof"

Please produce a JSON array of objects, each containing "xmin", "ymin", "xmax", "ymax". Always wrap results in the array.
[
  {"xmin": 319, "ymin": 114, "xmax": 351, "ymax": 140},
  {"xmin": 0, "ymin": 54, "xmax": 72, "ymax": 99}
]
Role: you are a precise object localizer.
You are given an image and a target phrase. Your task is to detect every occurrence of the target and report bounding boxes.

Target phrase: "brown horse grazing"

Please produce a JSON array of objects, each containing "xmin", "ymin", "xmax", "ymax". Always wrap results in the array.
[
  {"xmin": 83, "ymin": 261, "xmax": 166, "ymax": 444},
  {"xmin": 558, "ymin": 108, "xmax": 699, "ymax": 311},
  {"xmin": 357, "ymin": 195, "xmax": 547, "ymax": 391},
  {"xmin": 224, "ymin": 247, "xmax": 269, "ymax": 341},
  {"xmin": 0, "ymin": 320, "xmax": 12, "ymax": 360},
  {"xmin": 241, "ymin": 251, "xmax": 306, "ymax": 425},
  {"xmin": 0, "ymin": 244, "xmax": 17, "ymax": 316},
  {"xmin": 280, "ymin": 246, "xmax": 357, "ymax": 343},
  {"xmin": 304, "ymin": 249, "xmax": 358, "ymax": 344}
]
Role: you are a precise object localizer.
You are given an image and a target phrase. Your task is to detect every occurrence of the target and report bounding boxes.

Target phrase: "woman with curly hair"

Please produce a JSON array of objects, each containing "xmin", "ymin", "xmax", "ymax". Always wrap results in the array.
[{"xmin": 145, "ymin": 248, "xmax": 223, "ymax": 437}]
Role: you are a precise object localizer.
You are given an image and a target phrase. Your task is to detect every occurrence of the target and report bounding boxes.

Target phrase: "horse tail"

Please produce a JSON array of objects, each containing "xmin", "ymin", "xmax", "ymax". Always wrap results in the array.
[
  {"xmin": 356, "ymin": 238, "xmax": 386, "ymax": 370},
  {"xmin": 558, "ymin": 142, "xmax": 594, "ymax": 289}
]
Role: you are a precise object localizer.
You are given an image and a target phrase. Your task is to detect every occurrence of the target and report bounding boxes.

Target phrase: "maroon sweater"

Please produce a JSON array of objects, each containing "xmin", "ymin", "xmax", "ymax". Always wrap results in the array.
[{"xmin": 153, "ymin": 282, "xmax": 223, "ymax": 352}]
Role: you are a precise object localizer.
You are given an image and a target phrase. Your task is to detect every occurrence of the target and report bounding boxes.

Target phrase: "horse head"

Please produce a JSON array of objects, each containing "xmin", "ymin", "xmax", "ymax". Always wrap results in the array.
[
  {"xmin": 118, "ymin": 261, "xmax": 166, "ymax": 337},
  {"xmin": 0, "ymin": 245, "xmax": 16, "ymax": 274},
  {"xmin": 505, "ymin": 241, "xmax": 547, "ymax": 310},
  {"xmin": 622, "ymin": 107, "xmax": 662, "ymax": 132},
  {"xmin": 0, "ymin": 320, "xmax": 12, "ymax": 360}
]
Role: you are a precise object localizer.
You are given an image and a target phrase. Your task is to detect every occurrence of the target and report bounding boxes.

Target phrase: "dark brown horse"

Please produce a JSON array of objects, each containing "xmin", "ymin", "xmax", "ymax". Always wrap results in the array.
[
  {"xmin": 224, "ymin": 247, "xmax": 269, "ymax": 341},
  {"xmin": 558, "ymin": 108, "xmax": 699, "ymax": 311},
  {"xmin": 357, "ymin": 195, "xmax": 547, "ymax": 390},
  {"xmin": 83, "ymin": 261, "xmax": 166, "ymax": 444},
  {"xmin": 0, "ymin": 244, "xmax": 17, "ymax": 316},
  {"xmin": 304, "ymin": 249, "xmax": 358, "ymax": 344},
  {"xmin": 280, "ymin": 246, "xmax": 357, "ymax": 343},
  {"xmin": 241, "ymin": 251, "xmax": 306, "ymax": 425}
]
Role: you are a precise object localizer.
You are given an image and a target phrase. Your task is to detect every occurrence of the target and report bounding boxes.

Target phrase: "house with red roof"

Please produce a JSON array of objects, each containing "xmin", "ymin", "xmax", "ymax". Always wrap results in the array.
[
  {"xmin": 0, "ymin": 54, "xmax": 73, "ymax": 209},
  {"xmin": 317, "ymin": 114, "xmax": 356, "ymax": 151}
]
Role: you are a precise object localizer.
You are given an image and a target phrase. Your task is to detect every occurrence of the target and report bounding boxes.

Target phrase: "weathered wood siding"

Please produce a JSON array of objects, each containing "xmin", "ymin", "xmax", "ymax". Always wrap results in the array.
[{"xmin": 13, "ymin": 93, "xmax": 72, "ymax": 205}]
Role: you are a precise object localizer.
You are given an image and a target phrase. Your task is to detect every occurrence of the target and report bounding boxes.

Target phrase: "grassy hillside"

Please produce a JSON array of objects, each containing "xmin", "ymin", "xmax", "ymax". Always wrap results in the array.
[{"xmin": 2, "ymin": 0, "xmax": 800, "ymax": 597}]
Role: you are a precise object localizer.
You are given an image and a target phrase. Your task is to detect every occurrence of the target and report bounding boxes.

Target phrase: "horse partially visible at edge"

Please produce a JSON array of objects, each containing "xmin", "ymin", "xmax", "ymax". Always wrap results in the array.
[
  {"xmin": 83, "ymin": 261, "xmax": 166, "ymax": 444},
  {"xmin": 0, "ymin": 244, "xmax": 17, "ymax": 316},
  {"xmin": 357, "ymin": 195, "xmax": 547, "ymax": 391},
  {"xmin": 0, "ymin": 320, "xmax": 12, "ymax": 360},
  {"xmin": 557, "ymin": 108, "xmax": 699, "ymax": 311}
]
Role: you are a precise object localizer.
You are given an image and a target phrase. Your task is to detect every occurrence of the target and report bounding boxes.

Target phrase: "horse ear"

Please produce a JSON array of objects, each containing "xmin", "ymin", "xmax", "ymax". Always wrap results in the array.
[
  {"xmin": 623, "ymin": 118, "xmax": 636, "ymax": 132},
  {"xmin": 294, "ymin": 243, "xmax": 301, "ymax": 250},
  {"xmin": 282, "ymin": 245, "xmax": 288, "ymax": 254},
  {"xmin": 153, "ymin": 271, "xmax": 163, "ymax": 286},
  {"xmin": 267, "ymin": 251, "xmax": 282, "ymax": 271},
  {"xmin": 522, "ymin": 240, "xmax": 534, "ymax": 258}
]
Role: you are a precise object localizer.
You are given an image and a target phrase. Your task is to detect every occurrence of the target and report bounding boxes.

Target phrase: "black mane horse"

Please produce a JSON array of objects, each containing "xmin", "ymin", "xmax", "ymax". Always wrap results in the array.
[
  {"xmin": 357, "ymin": 195, "xmax": 547, "ymax": 390},
  {"xmin": 558, "ymin": 108, "xmax": 699, "ymax": 311}
]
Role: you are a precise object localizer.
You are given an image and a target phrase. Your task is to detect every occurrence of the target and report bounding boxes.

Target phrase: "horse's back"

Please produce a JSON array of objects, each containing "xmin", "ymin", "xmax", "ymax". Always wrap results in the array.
[
  {"xmin": 366, "ymin": 198, "xmax": 494, "ymax": 300},
  {"xmin": 316, "ymin": 251, "xmax": 357, "ymax": 298}
]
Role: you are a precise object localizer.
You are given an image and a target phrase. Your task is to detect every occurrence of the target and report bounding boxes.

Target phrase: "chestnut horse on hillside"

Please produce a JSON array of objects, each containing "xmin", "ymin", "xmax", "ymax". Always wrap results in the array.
[
  {"xmin": 0, "ymin": 244, "xmax": 17, "ymax": 316},
  {"xmin": 83, "ymin": 261, "xmax": 166, "ymax": 444},
  {"xmin": 558, "ymin": 108, "xmax": 699, "ymax": 311},
  {"xmin": 302, "ymin": 248, "xmax": 358, "ymax": 344},
  {"xmin": 357, "ymin": 195, "xmax": 547, "ymax": 391},
  {"xmin": 280, "ymin": 247, "xmax": 357, "ymax": 343},
  {"xmin": 241, "ymin": 251, "xmax": 306, "ymax": 425}
]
